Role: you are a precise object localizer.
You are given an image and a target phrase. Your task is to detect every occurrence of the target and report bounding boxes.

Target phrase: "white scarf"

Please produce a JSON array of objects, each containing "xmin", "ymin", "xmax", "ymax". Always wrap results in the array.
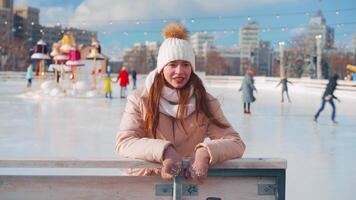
[{"xmin": 145, "ymin": 70, "xmax": 196, "ymax": 118}]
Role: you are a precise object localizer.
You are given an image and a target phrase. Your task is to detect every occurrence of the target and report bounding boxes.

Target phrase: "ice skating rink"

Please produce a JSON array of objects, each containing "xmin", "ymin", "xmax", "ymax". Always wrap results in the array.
[{"xmin": 0, "ymin": 73, "xmax": 355, "ymax": 200}]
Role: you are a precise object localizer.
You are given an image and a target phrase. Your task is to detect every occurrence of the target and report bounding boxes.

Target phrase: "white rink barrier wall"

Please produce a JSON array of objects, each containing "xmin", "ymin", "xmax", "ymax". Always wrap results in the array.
[{"xmin": 0, "ymin": 158, "xmax": 287, "ymax": 200}]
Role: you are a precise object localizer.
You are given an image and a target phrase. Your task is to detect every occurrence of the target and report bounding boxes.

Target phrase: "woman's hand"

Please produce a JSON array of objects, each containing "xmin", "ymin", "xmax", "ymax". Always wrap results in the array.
[
  {"xmin": 189, "ymin": 147, "xmax": 210, "ymax": 184},
  {"xmin": 161, "ymin": 145, "xmax": 183, "ymax": 180}
]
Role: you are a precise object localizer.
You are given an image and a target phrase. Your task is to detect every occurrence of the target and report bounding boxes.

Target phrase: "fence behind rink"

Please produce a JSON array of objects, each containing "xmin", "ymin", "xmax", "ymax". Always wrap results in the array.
[{"xmin": 0, "ymin": 158, "xmax": 286, "ymax": 200}]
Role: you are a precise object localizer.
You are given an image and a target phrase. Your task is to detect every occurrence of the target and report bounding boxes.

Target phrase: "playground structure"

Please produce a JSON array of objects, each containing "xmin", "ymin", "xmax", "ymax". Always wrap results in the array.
[
  {"xmin": 346, "ymin": 64, "xmax": 356, "ymax": 81},
  {"xmin": 28, "ymin": 33, "xmax": 109, "ymax": 98}
]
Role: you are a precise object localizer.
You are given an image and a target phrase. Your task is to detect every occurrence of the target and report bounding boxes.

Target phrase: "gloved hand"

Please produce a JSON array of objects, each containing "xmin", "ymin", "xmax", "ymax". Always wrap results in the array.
[
  {"xmin": 161, "ymin": 145, "xmax": 183, "ymax": 180},
  {"xmin": 189, "ymin": 147, "xmax": 210, "ymax": 184}
]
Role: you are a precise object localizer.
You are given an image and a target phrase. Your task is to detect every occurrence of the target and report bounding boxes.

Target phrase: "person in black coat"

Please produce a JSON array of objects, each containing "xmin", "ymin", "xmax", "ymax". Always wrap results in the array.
[
  {"xmin": 131, "ymin": 69, "xmax": 137, "ymax": 89},
  {"xmin": 314, "ymin": 74, "xmax": 340, "ymax": 123}
]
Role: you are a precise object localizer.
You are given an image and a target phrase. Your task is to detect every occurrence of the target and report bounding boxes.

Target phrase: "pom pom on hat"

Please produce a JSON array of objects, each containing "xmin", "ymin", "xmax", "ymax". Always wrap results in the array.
[
  {"xmin": 163, "ymin": 23, "xmax": 189, "ymax": 40},
  {"xmin": 156, "ymin": 23, "xmax": 195, "ymax": 73}
]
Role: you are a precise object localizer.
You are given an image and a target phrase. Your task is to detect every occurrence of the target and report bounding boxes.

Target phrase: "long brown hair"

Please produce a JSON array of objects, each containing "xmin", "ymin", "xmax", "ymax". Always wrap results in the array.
[{"xmin": 145, "ymin": 72, "xmax": 229, "ymax": 138}]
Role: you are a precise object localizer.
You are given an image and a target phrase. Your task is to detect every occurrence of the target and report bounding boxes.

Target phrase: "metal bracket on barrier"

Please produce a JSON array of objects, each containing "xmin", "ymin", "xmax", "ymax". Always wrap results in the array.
[
  {"xmin": 183, "ymin": 184, "xmax": 199, "ymax": 196},
  {"xmin": 155, "ymin": 184, "xmax": 199, "ymax": 196},
  {"xmin": 156, "ymin": 184, "xmax": 173, "ymax": 196},
  {"xmin": 258, "ymin": 184, "xmax": 276, "ymax": 195}
]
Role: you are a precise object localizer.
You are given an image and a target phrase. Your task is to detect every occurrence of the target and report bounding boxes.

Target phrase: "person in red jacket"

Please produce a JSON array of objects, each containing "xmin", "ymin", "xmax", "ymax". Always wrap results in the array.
[{"xmin": 116, "ymin": 67, "xmax": 130, "ymax": 98}]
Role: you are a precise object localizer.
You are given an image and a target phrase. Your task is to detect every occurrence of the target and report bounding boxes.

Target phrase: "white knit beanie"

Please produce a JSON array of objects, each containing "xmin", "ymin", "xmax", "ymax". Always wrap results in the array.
[{"xmin": 156, "ymin": 38, "xmax": 195, "ymax": 73}]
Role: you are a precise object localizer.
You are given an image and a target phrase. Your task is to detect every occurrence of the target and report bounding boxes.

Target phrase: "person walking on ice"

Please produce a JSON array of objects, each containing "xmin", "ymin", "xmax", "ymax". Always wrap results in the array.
[
  {"xmin": 26, "ymin": 64, "xmax": 34, "ymax": 88},
  {"xmin": 239, "ymin": 69, "xmax": 257, "ymax": 114},
  {"xmin": 276, "ymin": 77, "xmax": 293, "ymax": 103},
  {"xmin": 116, "ymin": 23, "xmax": 245, "ymax": 183},
  {"xmin": 314, "ymin": 74, "xmax": 340, "ymax": 124},
  {"xmin": 116, "ymin": 67, "xmax": 129, "ymax": 98}
]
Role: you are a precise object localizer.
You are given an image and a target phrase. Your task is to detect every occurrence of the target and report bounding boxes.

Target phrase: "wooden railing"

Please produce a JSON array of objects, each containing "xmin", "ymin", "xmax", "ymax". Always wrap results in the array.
[{"xmin": 0, "ymin": 158, "xmax": 286, "ymax": 200}]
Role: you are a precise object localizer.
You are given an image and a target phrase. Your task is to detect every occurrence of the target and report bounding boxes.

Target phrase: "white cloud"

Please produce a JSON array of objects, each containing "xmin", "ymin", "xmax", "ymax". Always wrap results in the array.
[
  {"xmin": 196, "ymin": 0, "xmax": 290, "ymax": 13},
  {"xmin": 40, "ymin": 6, "xmax": 75, "ymax": 26},
  {"xmin": 14, "ymin": 0, "xmax": 30, "ymax": 7},
  {"xmin": 289, "ymin": 26, "xmax": 307, "ymax": 37},
  {"xmin": 102, "ymin": 40, "xmax": 124, "ymax": 61},
  {"xmin": 69, "ymin": 0, "xmax": 294, "ymax": 28}
]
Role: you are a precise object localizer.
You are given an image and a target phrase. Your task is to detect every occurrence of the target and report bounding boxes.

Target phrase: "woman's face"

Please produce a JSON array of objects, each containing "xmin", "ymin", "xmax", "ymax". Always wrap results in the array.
[{"xmin": 163, "ymin": 60, "xmax": 192, "ymax": 89}]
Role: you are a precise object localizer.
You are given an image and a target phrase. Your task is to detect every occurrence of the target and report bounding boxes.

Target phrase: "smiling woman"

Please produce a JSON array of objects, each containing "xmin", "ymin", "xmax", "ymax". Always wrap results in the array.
[{"xmin": 115, "ymin": 23, "xmax": 245, "ymax": 183}]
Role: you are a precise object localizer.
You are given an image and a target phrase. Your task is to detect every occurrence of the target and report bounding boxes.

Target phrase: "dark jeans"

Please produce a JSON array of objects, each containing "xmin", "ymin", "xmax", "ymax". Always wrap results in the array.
[
  {"xmin": 243, "ymin": 102, "xmax": 250, "ymax": 111},
  {"xmin": 282, "ymin": 90, "xmax": 291, "ymax": 102},
  {"xmin": 315, "ymin": 99, "xmax": 336, "ymax": 121},
  {"xmin": 27, "ymin": 79, "xmax": 32, "ymax": 87}
]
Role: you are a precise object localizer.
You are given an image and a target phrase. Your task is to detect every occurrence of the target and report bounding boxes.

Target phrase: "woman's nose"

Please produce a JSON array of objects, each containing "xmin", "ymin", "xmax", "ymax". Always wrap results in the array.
[{"xmin": 175, "ymin": 64, "xmax": 184, "ymax": 73}]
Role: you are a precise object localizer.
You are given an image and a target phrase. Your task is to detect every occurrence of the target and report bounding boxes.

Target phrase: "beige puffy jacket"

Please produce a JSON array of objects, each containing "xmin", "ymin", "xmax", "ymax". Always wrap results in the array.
[{"xmin": 116, "ymin": 87, "xmax": 245, "ymax": 175}]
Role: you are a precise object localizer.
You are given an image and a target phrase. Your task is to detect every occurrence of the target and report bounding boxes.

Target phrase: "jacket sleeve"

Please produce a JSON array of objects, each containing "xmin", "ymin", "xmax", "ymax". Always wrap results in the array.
[
  {"xmin": 115, "ymin": 92, "xmax": 172, "ymax": 163},
  {"xmin": 195, "ymin": 98, "xmax": 246, "ymax": 165}
]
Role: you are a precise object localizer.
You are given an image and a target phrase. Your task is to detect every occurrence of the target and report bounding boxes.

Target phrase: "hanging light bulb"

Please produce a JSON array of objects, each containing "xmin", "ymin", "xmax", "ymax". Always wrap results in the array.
[
  {"xmin": 162, "ymin": 19, "xmax": 167, "ymax": 23},
  {"xmin": 109, "ymin": 21, "xmax": 113, "ymax": 25},
  {"xmin": 335, "ymin": 10, "xmax": 340, "ymax": 15},
  {"xmin": 136, "ymin": 21, "xmax": 140, "ymax": 25},
  {"xmin": 191, "ymin": 19, "xmax": 195, "ymax": 23},
  {"xmin": 247, "ymin": 16, "xmax": 251, "ymax": 21},
  {"xmin": 276, "ymin": 15, "xmax": 280, "ymax": 19}
]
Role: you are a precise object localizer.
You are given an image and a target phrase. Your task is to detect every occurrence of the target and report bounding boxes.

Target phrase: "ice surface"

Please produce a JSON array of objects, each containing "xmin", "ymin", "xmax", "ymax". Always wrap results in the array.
[{"xmin": 0, "ymin": 73, "xmax": 355, "ymax": 200}]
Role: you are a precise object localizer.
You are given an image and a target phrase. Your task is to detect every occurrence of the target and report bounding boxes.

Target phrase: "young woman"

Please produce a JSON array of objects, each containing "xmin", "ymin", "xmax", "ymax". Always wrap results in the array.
[
  {"xmin": 116, "ymin": 23, "xmax": 245, "ymax": 182},
  {"xmin": 239, "ymin": 69, "xmax": 257, "ymax": 114}
]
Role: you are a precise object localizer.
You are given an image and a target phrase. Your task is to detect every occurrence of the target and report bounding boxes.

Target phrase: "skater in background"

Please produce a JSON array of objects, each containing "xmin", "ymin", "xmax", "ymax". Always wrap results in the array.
[
  {"xmin": 314, "ymin": 74, "xmax": 340, "ymax": 124},
  {"xmin": 239, "ymin": 69, "xmax": 257, "ymax": 114},
  {"xmin": 131, "ymin": 69, "xmax": 137, "ymax": 89},
  {"xmin": 116, "ymin": 67, "xmax": 129, "ymax": 98},
  {"xmin": 26, "ymin": 64, "xmax": 34, "ymax": 88},
  {"xmin": 276, "ymin": 77, "xmax": 293, "ymax": 103},
  {"xmin": 103, "ymin": 72, "xmax": 113, "ymax": 99}
]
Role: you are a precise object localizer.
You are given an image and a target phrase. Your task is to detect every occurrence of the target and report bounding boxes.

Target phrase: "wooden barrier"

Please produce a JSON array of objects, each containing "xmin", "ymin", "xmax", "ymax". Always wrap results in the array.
[{"xmin": 0, "ymin": 158, "xmax": 286, "ymax": 200}]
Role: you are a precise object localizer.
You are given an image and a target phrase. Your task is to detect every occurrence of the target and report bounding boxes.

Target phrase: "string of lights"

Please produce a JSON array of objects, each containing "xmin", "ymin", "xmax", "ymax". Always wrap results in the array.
[
  {"xmin": 6, "ymin": 7, "xmax": 355, "ymax": 39},
  {"xmin": 45, "ymin": 7, "xmax": 356, "ymax": 25}
]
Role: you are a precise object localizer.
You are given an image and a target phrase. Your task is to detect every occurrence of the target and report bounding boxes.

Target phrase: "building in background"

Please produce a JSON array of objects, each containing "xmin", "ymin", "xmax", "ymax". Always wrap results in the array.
[
  {"xmin": 239, "ymin": 21, "xmax": 259, "ymax": 75},
  {"xmin": 13, "ymin": 7, "xmax": 40, "ymax": 49},
  {"xmin": 191, "ymin": 32, "xmax": 215, "ymax": 71},
  {"xmin": 306, "ymin": 10, "xmax": 334, "ymax": 54},
  {"xmin": 213, "ymin": 47, "xmax": 240, "ymax": 75},
  {"xmin": 257, "ymin": 41, "xmax": 273, "ymax": 76},
  {"xmin": 123, "ymin": 41, "xmax": 160, "ymax": 73},
  {"xmin": 0, "ymin": 0, "xmax": 13, "ymax": 44},
  {"xmin": 42, "ymin": 26, "xmax": 97, "ymax": 48}
]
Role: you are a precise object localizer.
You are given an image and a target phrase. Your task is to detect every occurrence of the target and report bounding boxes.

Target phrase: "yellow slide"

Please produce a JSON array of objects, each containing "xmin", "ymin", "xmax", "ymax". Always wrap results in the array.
[{"xmin": 346, "ymin": 64, "xmax": 356, "ymax": 72}]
